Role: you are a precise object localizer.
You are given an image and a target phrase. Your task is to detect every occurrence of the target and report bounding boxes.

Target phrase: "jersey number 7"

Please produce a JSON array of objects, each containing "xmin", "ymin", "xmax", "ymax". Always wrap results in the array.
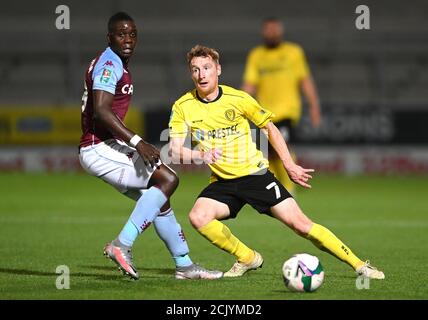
[{"xmin": 266, "ymin": 182, "xmax": 281, "ymax": 199}]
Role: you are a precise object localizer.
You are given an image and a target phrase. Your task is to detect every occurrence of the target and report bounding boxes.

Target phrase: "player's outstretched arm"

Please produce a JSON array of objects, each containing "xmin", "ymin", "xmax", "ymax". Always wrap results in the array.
[
  {"xmin": 93, "ymin": 90, "xmax": 160, "ymax": 167},
  {"xmin": 170, "ymin": 137, "xmax": 221, "ymax": 164},
  {"xmin": 264, "ymin": 121, "xmax": 314, "ymax": 188}
]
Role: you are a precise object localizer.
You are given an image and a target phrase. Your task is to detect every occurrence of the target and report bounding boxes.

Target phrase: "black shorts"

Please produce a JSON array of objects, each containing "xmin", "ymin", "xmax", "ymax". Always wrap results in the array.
[
  {"xmin": 197, "ymin": 170, "xmax": 293, "ymax": 218},
  {"xmin": 274, "ymin": 119, "xmax": 296, "ymax": 144}
]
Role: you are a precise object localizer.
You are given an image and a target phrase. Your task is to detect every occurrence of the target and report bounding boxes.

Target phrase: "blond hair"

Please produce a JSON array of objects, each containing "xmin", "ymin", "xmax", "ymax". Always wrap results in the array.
[{"xmin": 187, "ymin": 45, "xmax": 220, "ymax": 65}]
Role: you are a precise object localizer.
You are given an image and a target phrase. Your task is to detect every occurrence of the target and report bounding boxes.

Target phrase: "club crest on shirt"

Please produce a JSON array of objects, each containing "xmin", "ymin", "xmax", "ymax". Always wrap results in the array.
[
  {"xmin": 225, "ymin": 109, "xmax": 236, "ymax": 121},
  {"xmin": 100, "ymin": 68, "xmax": 112, "ymax": 84}
]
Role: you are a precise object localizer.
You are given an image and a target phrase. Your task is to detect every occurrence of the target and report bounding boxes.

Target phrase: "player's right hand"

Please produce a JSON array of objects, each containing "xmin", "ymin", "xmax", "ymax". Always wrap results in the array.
[
  {"xmin": 136, "ymin": 141, "xmax": 161, "ymax": 168},
  {"xmin": 202, "ymin": 148, "xmax": 222, "ymax": 164},
  {"xmin": 285, "ymin": 163, "xmax": 314, "ymax": 189}
]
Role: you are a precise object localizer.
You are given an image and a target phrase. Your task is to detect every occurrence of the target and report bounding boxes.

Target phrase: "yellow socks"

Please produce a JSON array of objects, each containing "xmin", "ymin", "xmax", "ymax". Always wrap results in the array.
[
  {"xmin": 306, "ymin": 223, "xmax": 364, "ymax": 270},
  {"xmin": 198, "ymin": 220, "xmax": 255, "ymax": 264},
  {"xmin": 269, "ymin": 156, "xmax": 295, "ymax": 195},
  {"xmin": 197, "ymin": 220, "xmax": 366, "ymax": 270}
]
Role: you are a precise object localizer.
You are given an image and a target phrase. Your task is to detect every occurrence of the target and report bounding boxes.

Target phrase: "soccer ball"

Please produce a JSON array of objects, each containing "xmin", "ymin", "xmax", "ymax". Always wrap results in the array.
[{"xmin": 282, "ymin": 253, "xmax": 324, "ymax": 292}]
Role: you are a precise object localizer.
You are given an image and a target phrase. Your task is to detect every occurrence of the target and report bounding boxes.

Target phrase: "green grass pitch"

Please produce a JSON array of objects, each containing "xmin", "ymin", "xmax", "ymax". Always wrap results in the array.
[{"xmin": 0, "ymin": 171, "xmax": 427, "ymax": 300}]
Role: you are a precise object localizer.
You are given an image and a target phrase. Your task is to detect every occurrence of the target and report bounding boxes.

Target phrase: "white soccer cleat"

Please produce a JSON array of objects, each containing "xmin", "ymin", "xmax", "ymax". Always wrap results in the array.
[
  {"xmin": 224, "ymin": 251, "xmax": 264, "ymax": 278},
  {"xmin": 356, "ymin": 261, "xmax": 385, "ymax": 280}
]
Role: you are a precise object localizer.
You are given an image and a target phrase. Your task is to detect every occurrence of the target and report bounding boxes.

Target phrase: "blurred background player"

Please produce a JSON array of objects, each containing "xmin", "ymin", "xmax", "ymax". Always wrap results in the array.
[
  {"xmin": 242, "ymin": 17, "xmax": 322, "ymax": 195},
  {"xmin": 78, "ymin": 12, "xmax": 222, "ymax": 280},
  {"xmin": 169, "ymin": 45, "xmax": 384, "ymax": 280}
]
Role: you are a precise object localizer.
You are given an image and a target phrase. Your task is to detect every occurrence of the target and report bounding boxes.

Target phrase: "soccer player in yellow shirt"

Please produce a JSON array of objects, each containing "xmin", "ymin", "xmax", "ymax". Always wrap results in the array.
[
  {"xmin": 169, "ymin": 45, "xmax": 384, "ymax": 280},
  {"xmin": 242, "ymin": 17, "xmax": 322, "ymax": 195}
]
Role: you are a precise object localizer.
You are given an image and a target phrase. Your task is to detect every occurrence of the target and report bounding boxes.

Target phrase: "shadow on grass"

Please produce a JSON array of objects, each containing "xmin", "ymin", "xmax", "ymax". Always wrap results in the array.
[
  {"xmin": 0, "ymin": 267, "xmax": 124, "ymax": 281},
  {"xmin": 271, "ymin": 289, "xmax": 322, "ymax": 295},
  {"xmin": 81, "ymin": 264, "xmax": 174, "ymax": 275},
  {"xmin": 0, "ymin": 268, "xmax": 57, "ymax": 277}
]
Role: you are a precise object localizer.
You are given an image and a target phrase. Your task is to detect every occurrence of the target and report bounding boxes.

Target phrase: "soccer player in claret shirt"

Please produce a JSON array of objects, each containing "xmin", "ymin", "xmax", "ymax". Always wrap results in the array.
[
  {"xmin": 169, "ymin": 45, "xmax": 384, "ymax": 279},
  {"xmin": 78, "ymin": 13, "xmax": 222, "ymax": 280}
]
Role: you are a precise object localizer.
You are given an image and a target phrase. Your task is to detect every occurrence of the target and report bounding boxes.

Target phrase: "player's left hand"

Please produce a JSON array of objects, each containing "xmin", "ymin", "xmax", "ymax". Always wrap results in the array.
[
  {"xmin": 202, "ymin": 148, "xmax": 222, "ymax": 164},
  {"xmin": 285, "ymin": 164, "xmax": 314, "ymax": 189},
  {"xmin": 136, "ymin": 141, "xmax": 161, "ymax": 168}
]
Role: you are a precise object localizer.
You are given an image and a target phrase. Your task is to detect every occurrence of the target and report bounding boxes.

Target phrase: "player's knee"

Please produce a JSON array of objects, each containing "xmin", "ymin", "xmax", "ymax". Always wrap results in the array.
[
  {"xmin": 155, "ymin": 167, "xmax": 179, "ymax": 197},
  {"xmin": 188, "ymin": 210, "xmax": 200, "ymax": 228},
  {"xmin": 292, "ymin": 220, "xmax": 312, "ymax": 237},
  {"xmin": 166, "ymin": 170, "xmax": 179, "ymax": 192},
  {"xmin": 188, "ymin": 209, "xmax": 209, "ymax": 229}
]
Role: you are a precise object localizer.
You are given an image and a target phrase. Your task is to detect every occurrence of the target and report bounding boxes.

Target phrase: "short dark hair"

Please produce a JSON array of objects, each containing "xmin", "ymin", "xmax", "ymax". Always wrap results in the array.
[
  {"xmin": 263, "ymin": 16, "xmax": 281, "ymax": 24},
  {"xmin": 108, "ymin": 12, "xmax": 134, "ymax": 32}
]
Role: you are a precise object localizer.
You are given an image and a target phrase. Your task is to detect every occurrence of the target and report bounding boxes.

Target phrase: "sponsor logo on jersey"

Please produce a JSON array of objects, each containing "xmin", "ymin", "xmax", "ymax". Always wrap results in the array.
[
  {"xmin": 121, "ymin": 84, "xmax": 133, "ymax": 95},
  {"xmin": 100, "ymin": 68, "xmax": 112, "ymax": 84},
  {"xmin": 225, "ymin": 109, "xmax": 236, "ymax": 121},
  {"xmin": 259, "ymin": 65, "xmax": 286, "ymax": 75},
  {"xmin": 207, "ymin": 124, "xmax": 240, "ymax": 139},
  {"xmin": 194, "ymin": 129, "xmax": 205, "ymax": 141}
]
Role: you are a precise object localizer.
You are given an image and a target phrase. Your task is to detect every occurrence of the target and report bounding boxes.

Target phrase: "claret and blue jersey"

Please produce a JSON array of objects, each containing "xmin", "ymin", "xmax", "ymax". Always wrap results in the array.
[{"xmin": 80, "ymin": 47, "xmax": 134, "ymax": 148}]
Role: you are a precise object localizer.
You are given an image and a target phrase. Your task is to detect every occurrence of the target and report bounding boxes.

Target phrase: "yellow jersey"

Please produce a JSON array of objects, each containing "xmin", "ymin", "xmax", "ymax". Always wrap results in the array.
[
  {"xmin": 169, "ymin": 85, "xmax": 274, "ymax": 181},
  {"xmin": 243, "ymin": 42, "xmax": 310, "ymax": 123}
]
